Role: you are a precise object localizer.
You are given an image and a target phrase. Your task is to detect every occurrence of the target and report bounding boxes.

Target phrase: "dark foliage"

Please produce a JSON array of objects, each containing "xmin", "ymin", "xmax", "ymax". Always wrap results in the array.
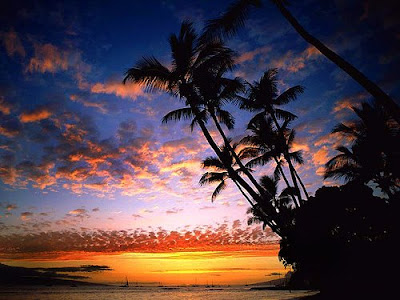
[{"xmin": 279, "ymin": 183, "xmax": 398, "ymax": 297}]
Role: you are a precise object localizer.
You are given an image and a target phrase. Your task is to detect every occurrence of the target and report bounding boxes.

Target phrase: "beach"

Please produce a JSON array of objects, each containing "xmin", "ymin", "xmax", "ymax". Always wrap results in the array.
[{"xmin": 0, "ymin": 286, "xmax": 318, "ymax": 300}]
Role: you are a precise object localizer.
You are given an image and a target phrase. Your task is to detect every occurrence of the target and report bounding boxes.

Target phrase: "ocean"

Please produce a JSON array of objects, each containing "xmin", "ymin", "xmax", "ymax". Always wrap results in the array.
[{"xmin": 0, "ymin": 286, "xmax": 317, "ymax": 300}]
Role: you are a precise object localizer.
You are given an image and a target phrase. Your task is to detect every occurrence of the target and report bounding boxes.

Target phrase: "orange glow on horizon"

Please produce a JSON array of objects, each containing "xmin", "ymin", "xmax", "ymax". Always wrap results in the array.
[{"xmin": 4, "ymin": 245, "xmax": 287, "ymax": 285}]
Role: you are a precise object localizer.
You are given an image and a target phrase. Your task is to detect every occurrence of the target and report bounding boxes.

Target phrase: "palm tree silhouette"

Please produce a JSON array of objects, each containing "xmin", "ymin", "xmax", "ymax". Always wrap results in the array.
[
  {"xmin": 200, "ymin": 139, "xmax": 280, "ymax": 232},
  {"xmin": 325, "ymin": 101, "xmax": 400, "ymax": 198},
  {"xmin": 124, "ymin": 21, "xmax": 281, "ymax": 233},
  {"xmin": 193, "ymin": 66, "xmax": 270, "ymax": 197},
  {"xmin": 240, "ymin": 114, "xmax": 305, "ymax": 207},
  {"xmin": 200, "ymin": 139, "xmax": 249, "ymax": 202},
  {"xmin": 202, "ymin": 0, "xmax": 400, "ymax": 124},
  {"xmin": 247, "ymin": 175, "xmax": 295, "ymax": 231},
  {"xmin": 240, "ymin": 69, "xmax": 308, "ymax": 204}
]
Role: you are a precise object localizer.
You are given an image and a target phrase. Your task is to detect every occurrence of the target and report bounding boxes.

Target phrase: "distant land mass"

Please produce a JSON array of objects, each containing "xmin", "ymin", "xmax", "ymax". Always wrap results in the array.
[{"xmin": 0, "ymin": 263, "xmax": 109, "ymax": 287}]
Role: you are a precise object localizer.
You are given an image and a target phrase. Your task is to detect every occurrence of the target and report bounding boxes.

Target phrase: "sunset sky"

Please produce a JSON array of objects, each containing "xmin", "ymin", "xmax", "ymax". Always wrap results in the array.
[{"xmin": 0, "ymin": 0, "xmax": 398, "ymax": 285}]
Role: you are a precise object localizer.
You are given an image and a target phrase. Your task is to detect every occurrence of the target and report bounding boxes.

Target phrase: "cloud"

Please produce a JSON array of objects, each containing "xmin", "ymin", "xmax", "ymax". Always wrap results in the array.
[
  {"xmin": 332, "ymin": 91, "xmax": 368, "ymax": 117},
  {"xmin": 1, "ymin": 30, "xmax": 25, "ymax": 57},
  {"xmin": 68, "ymin": 208, "xmax": 88, "ymax": 216},
  {"xmin": 69, "ymin": 94, "xmax": 108, "ymax": 114},
  {"xmin": 19, "ymin": 107, "xmax": 53, "ymax": 123},
  {"xmin": 236, "ymin": 46, "xmax": 271, "ymax": 64},
  {"xmin": 270, "ymin": 45, "xmax": 321, "ymax": 73},
  {"xmin": 0, "ymin": 222, "xmax": 279, "ymax": 257},
  {"xmin": 6, "ymin": 204, "xmax": 18, "ymax": 211},
  {"xmin": 91, "ymin": 81, "xmax": 145, "ymax": 100},
  {"xmin": 312, "ymin": 146, "xmax": 330, "ymax": 166},
  {"xmin": 199, "ymin": 206, "xmax": 216, "ymax": 210},
  {"xmin": 0, "ymin": 97, "xmax": 13, "ymax": 115},
  {"xmin": 117, "ymin": 120, "xmax": 138, "ymax": 140},
  {"xmin": 20, "ymin": 211, "xmax": 34, "ymax": 221},
  {"xmin": 26, "ymin": 43, "xmax": 69, "ymax": 73},
  {"xmin": 0, "ymin": 116, "xmax": 22, "ymax": 137},
  {"xmin": 295, "ymin": 118, "xmax": 328, "ymax": 135},
  {"xmin": 33, "ymin": 265, "xmax": 113, "ymax": 273},
  {"xmin": 165, "ymin": 208, "xmax": 183, "ymax": 214}
]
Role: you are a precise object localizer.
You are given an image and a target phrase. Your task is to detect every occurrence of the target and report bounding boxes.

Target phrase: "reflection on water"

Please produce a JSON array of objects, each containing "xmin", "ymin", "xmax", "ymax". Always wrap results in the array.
[{"xmin": 0, "ymin": 286, "xmax": 317, "ymax": 300}]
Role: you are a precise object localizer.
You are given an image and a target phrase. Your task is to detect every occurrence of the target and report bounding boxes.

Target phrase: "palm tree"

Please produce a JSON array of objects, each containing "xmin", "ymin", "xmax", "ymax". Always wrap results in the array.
[
  {"xmin": 193, "ymin": 66, "xmax": 270, "ymax": 197},
  {"xmin": 241, "ymin": 69, "xmax": 308, "ymax": 203},
  {"xmin": 247, "ymin": 175, "xmax": 295, "ymax": 231},
  {"xmin": 200, "ymin": 140, "xmax": 281, "ymax": 232},
  {"xmin": 123, "ymin": 21, "xmax": 280, "ymax": 232},
  {"xmin": 200, "ymin": 140, "xmax": 250, "ymax": 203},
  {"xmin": 202, "ymin": 0, "xmax": 400, "ymax": 124},
  {"xmin": 239, "ymin": 114, "xmax": 304, "ymax": 207},
  {"xmin": 325, "ymin": 101, "xmax": 400, "ymax": 198}
]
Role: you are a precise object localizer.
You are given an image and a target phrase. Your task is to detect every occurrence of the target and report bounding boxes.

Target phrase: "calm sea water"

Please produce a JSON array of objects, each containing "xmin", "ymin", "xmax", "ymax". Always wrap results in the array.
[{"xmin": 0, "ymin": 286, "xmax": 317, "ymax": 300}]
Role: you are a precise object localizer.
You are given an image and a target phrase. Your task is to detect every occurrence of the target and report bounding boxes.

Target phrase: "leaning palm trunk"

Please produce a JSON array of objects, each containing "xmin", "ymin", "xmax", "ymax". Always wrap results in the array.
[
  {"xmin": 232, "ymin": 177, "xmax": 281, "ymax": 234},
  {"xmin": 270, "ymin": 113, "xmax": 302, "ymax": 207},
  {"xmin": 190, "ymin": 104, "xmax": 281, "ymax": 233},
  {"xmin": 209, "ymin": 110, "xmax": 272, "ymax": 197},
  {"xmin": 273, "ymin": 1, "xmax": 400, "ymax": 124},
  {"xmin": 294, "ymin": 167, "xmax": 309, "ymax": 201},
  {"xmin": 273, "ymin": 157, "xmax": 298, "ymax": 204}
]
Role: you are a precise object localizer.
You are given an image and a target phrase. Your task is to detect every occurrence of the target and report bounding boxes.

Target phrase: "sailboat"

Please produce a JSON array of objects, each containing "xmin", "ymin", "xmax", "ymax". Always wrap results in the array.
[{"xmin": 120, "ymin": 276, "xmax": 129, "ymax": 287}]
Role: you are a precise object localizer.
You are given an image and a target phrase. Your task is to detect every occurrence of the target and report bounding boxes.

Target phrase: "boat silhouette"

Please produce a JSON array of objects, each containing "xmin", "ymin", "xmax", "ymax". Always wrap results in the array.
[{"xmin": 120, "ymin": 276, "xmax": 129, "ymax": 287}]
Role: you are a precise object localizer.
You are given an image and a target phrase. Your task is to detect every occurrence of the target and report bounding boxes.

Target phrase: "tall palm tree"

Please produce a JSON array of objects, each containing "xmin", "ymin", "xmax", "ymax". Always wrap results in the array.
[
  {"xmin": 193, "ymin": 66, "xmax": 269, "ymax": 197},
  {"xmin": 202, "ymin": 0, "xmax": 400, "ymax": 124},
  {"xmin": 241, "ymin": 69, "xmax": 308, "ymax": 203},
  {"xmin": 240, "ymin": 114, "xmax": 304, "ymax": 207},
  {"xmin": 200, "ymin": 140, "xmax": 281, "ymax": 232},
  {"xmin": 123, "ymin": 21, "xmax": 280, "ymax": 232},
  {"xmin": 325, "ymin": 101, "xmax": 400, "ymax": 198}
]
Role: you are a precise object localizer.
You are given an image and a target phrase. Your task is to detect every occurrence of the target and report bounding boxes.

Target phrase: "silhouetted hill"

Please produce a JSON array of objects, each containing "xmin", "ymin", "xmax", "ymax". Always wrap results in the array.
[{"xmin": 0, "ymin": 263, "xmax": 109, "ymax": 286}]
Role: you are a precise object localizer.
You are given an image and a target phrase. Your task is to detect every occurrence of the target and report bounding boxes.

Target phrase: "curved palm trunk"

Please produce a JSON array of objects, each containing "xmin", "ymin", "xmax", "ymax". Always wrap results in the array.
[
  {"xmin": 232, "ymin": 178, "xmax": 280, "ymax": 233},
  {"xmin": 293, "ymin": 167, "xmax": 309, "ymax": 201},
  {"xmin": 209, "ymin": 111, "xmax": 271, "ymax": 197},
  {"xmin": 274, "ymin": 1, "xmax": 400, "ymax": 124},
  {"xmin": 270, "ymin": 113, "xmax": 302, "ymax": 208},
  {"xmin": 273, "ymin": 156, "xmax": 298, "ymax": 204},
  {"xmin": 233, "ymin": 179, "xmax": 254, "ymax": 206},
  {"xmin": 191, "ymin": 106, "xmax": 281, "ymax": 233}
]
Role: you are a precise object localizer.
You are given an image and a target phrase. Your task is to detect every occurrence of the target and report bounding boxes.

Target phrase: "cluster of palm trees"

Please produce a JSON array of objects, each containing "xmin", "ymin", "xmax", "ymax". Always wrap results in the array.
[
  {"xmin": 123, "ymin": 1, "xmax": 399, "ymax": 238},
  {"xmin": 325, "ymin": 101, "xmax": 400, "ymax": 198},
  {"xmin": 124, "ymin": 21, "xmax": 309, "ymax": 236}
]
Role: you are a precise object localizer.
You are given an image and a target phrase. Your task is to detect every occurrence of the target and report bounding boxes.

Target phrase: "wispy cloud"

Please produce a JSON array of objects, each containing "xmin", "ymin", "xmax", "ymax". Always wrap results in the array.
[
  {"xmin": 91, "ymin": 81, "xmax": 145, "ymax": 100},
  {"xmin": 19, "ymin": 106, "xmax": 53, "ymax": 123},
  {"xmin": 0, "ymin": 30, "xmax": 25, "ymax": 57}
]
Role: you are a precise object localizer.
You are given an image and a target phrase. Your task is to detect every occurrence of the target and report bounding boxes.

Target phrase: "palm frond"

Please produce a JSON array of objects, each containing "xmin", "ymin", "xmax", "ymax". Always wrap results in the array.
[
  {"xmin": 245, "ymin": 153, "xmax": 273, "ymax": 168},
  {"xmin": 199, "ymin": 171, "xmax": 227, "ymax": 185},
  {"xmin": 202, "ymin": 157, "xmax": 225, "ymax": 170},
  {"xmin": 273, "ymin": 163, "xmax": 282, "ymax": 181},
  {"xmin": 238, "ymin": 147, "xmax": 260, "ymax": 159},
  {"xmin": 274, "ymin": 109, "xmax": 297, "ymax": 121},
  {"xmin": 190, "ymin": 109, "xmax": 209, "ymax": 132},
  {"xmin": 201, "ymin": 0, "xmax": 262, "ymax": 41},
  {"xmin": 123, "ymin": 56, "xmax": 172, "ymax": 93},
  {"xmin": 212, "ymin": 180, "xmax": 226, "ymax": 202},
  {"xmin": 259, "ymin": 175, "xmax": 278, "ymax": 197},
  {"xmin": 332, "ymin": 123, "xmax": 357, "ymax": 135},
  {"xmin": 289, "ymin": 150, "xmax": 304, "ymax": 165},
  {"xmin": 275, "ymin": 85, "xmax": 304, "ymax": 106},
  {"xmin": 169, "ymin": 21, "xmax": 197, "ymax": 77},
  {"xmin": 162, "ymin": 107, "xmax": 194, "ymax": 124},
  {"xmin": 216, "ymin": 108, "xmax": 235, "ymax": 129},
  {"xmin": 218, "ymin": 77, "xmax": 245, "ymax": 102}
]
